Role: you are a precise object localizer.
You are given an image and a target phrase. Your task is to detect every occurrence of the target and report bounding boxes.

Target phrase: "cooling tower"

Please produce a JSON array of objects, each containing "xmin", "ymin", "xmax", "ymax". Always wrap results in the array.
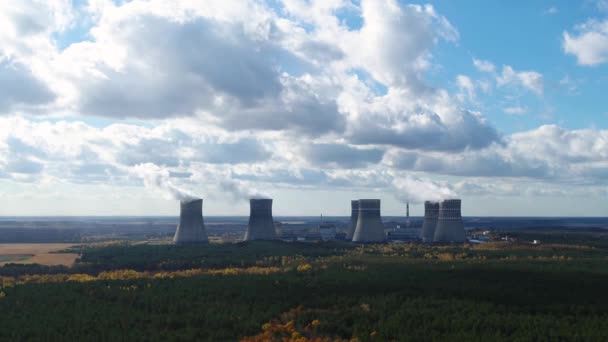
[
  {"xmin": 420, "ymin": 201, "xmax": 439, "ymax": 243},
  {"xmin": 244, "ymin": 198, "xmax": 277, "ymax": 240},
  {"xmin": 173, "ymin": 199, "xmax": 208, "ymax": 244},
  {"xmin": 433, "ymin": 199, "xmax": 466, "ymax": 243},
  {"xmin": 352, "ymin": 199, "xmax": 385, "ymax": 243},
  {"xmin": 346, "ymin": 200, "xmax": 359, "ymax": 240}
]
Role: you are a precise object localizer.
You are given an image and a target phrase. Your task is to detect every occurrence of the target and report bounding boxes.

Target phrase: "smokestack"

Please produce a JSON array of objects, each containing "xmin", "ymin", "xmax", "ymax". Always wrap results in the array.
[
  {"xmin": 405, "ymin": 201, "xmax": 411, "ymax": 228},
  {"xmin": 433, "ymin": 199, "xmax": 466, "ymax": 243},
  {"xmin": 352, "ymin": 199, "xmax": 385, "ymax": 243},
  {"xmin": 173, "ymin": 199, "xmax": 208, "ymax": 244},
  {"xmin": 244, "ymin": 198, "xmax": 277, "ymax": 240},
  {"xmin": 420, "ymin": 201, "xmax": 439, "ymax": 242},
  {"xmin": 347, "ymin": 200, "xmax": 359, "ymax": 240}
]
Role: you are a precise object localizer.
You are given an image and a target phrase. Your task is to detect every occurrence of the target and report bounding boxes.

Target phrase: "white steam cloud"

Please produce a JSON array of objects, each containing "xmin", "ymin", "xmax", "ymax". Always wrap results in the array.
[
  {"xmin": 392, "ymin": 176, "xmax": 457, "ymax": 204},
  {"xmin": 131, "ymin": 163, "xmax": 197, "ymax": 202},
  {"xmin": 219, "ymin": 178, "xmax": 270, "ymax": 201}
]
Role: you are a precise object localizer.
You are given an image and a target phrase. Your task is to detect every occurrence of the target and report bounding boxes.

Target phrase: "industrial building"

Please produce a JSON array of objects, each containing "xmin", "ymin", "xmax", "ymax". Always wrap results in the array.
[
  {"xmin": 168, "ymin": 195, "xmax": 463, "ymax": 245},
  {"xmin": 173, "ymin": 199, "xmax": 209, "ymax": 244},
  {"xmin": 352, "ymin": 199, "xmax": 385, "ymax": 243},
  {"xmin": 433, "ymin": 199, "xmax": 466, "ymax": 243},
  {"xmin": 244, "ymin": 198, "xmax": 278, "ymax": 240},
  {"xmin": 420, "ymin": 201, "xmax": 439, "ymax": 243},
  {"xmin": 319, "ymin": 221, "xmax": 338, "ymax": 241},
  {"xmin": 347, "ymin": 200, "xmax": 359, "ymax": 240},
  {"xmin": 387, "ymin": 228, "xmax": 420, "ymax": 241}
]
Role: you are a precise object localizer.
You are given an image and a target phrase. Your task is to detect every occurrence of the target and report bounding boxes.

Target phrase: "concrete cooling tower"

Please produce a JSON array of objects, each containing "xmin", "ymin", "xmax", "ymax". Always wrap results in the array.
[
  {"xmin": 352, "ymin": 199, "xmax": 385, "ymax": 243},
  {"xmin": 244, "ymin": 198, "xmax": 277, "ymax": 240},
  {"xmin": 420, "ymin": 201, "xmax": 439, "ymax": 243},
  {"xmin": 173, "ymin": 199, "xmax": 208, "ymax": 244},
  {"xmin": 347, "ymin": 200, "xmax": 359, "ymax": 240},
  {"xmin": 433, "ymin": 199, "xmax": 466, "ymax": 243}
]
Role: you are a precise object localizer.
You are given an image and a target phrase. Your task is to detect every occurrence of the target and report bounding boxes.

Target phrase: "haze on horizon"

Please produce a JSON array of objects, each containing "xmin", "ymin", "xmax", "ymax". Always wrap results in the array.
[{"xmin": 0, "ymin": 0, "xmax": 607, "ymax": 217}]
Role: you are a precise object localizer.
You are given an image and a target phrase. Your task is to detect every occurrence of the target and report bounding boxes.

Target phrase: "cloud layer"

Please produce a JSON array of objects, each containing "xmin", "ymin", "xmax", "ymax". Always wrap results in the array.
[{"xmin": 0, "ymin": 0, "xmax": 605, "ymax": 213}]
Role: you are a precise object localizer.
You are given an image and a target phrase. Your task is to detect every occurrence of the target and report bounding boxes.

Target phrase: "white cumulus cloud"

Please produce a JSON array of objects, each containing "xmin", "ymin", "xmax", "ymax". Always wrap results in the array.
[
  {"xmin": 496, "ymin": 65, "xmax": 544, "ymax": 96},
  {"xmin": 563, "ymin": 19, "xmax": 608, "ymax": 66}
]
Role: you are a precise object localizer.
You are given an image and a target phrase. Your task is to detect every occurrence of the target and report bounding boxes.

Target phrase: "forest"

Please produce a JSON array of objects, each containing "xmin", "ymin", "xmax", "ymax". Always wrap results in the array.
[{"xmin": 1, "ymin": 228, "xmax": 608, "ymax": 341}]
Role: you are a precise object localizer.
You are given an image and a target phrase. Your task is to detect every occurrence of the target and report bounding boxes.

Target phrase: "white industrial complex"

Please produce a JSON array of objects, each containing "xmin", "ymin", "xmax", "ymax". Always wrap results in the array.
[{"xmin": 173, "ymin": 196, "xmax": 467, "ymax": 244}]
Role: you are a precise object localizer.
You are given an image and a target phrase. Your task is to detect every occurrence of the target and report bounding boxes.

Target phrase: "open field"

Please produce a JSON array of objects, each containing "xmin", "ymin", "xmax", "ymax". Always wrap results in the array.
[{"xmin": 0, "ymin": 243, "xmax": 78, "ymax": 266}]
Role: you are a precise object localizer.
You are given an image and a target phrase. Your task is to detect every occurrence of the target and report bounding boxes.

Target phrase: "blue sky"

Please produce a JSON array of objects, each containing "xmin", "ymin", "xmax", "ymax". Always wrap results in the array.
[
  {"xmin": 0, "ymin": 0, "xmax": 607, "ymax": 216},
  {"xmin": 429, "ymin": 0, "xmax": 607, "ymax": 131}
]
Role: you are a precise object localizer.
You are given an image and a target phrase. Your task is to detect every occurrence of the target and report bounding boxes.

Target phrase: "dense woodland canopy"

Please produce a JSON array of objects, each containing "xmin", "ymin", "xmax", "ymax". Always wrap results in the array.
[{"xmin": 1, "ymin": 229, "xmax": 608, "ymax": 341}]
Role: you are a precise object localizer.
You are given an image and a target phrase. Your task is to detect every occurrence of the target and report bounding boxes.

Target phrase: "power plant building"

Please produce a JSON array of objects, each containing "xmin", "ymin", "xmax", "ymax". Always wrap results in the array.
[
  {"xmin": 352, "ymin": 199, "xmax": 385, "ymax": 243},
  {"xmin": 420, "ymin": 201, "xmax": 439, "ymax": 243},
  {"xmin": 433, "ymin": 199, "xmax": 466, "ymax": 243},
  {"xmin": 244, "ymin": 198, "xmax": 278, "ymax": 240},
  {"xmin": 347, "ymin": 200, "xmax": 359, "ymax": 240},
  {"xmin": 173, "ymin": 199, "xmax": 208, "ymax": 244}
]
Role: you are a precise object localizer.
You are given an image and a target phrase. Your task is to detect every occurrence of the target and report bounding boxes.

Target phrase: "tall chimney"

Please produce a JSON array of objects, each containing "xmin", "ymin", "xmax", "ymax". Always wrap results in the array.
[
  {"xmin": 405, "ymin": 201, "xmax": 411, "ymax": 228},
  {"xmin": 244, "ymin": 198, "xmax": 277, "ymax": 240},
  {"xmin": 420, "ymin": 201, "xmax": 439, "ymax": 242},
  {"xmin": 433, "ymin": 199, "xmax": 466, "ymax": 243},
  {"xmin": 352, "ymin": 199, "xmax": 385, "ymax": 243},
  {"xmin": 347, "ymin": 200, "xmax": 359, "ymax": 240},
  {"xmin": 173, "ymin": 199, "xmax": 208, "ymax": 244}
]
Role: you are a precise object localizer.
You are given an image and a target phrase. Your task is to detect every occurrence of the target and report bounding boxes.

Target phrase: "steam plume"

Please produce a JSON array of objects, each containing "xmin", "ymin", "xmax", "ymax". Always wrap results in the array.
[
  {"xmin": 392, "ymin": 176, "xmax": 457, "ymax": 204},
  {"xmin": 219, "ymin": 178, "xmax": 269, "ymax": 201},
  {"xmin": 131, "ymin": 163, "xmax": 196, "ymax": 201}
]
